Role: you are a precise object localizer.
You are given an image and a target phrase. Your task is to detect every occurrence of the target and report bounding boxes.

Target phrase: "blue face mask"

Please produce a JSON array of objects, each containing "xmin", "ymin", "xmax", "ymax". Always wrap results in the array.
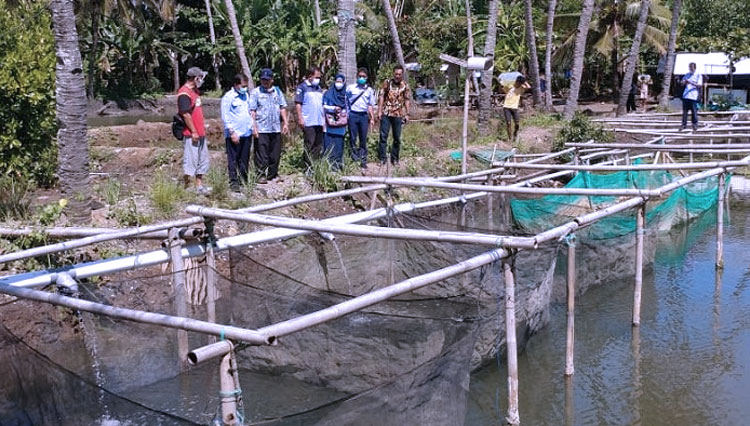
[
  {"xmin": 238, "ymin": 87, "xmax": 248, "ymax": 94},
  {"xmin": 357, "ymin": 77, "xmax": 367, "ymax": 85}
]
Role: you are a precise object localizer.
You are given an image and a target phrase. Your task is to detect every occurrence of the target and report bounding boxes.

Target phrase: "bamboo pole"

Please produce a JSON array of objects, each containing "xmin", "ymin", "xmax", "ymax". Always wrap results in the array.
[
  {"xmin": 565, "ymin": 237, "xmax": 576, "ymax": 376},
  {"xmin": 503, "ymin": 258, "xmax": 520, "ymax": 426},
  {"xmin": 463, "ymin": 159, "xmax": 750, "ymax": 172},
  {"xmin": 205, "ymin": 221, "xmax": 217, "ymax": 345},
  {"xmin": 461, "ymin": 72, "xmax": 470, "ymax": 176},
  {"xmin": 220, "ymin": 346, "xmax": 240, "ymax": 425},
  {"xmin": 0, "ymin": 280, "xmax": 270, "ymax": 344},
  {"xmin": 0, "ymin": 226, "xmax": 170, "ymax": 239},
  {"xmin": 716, "ymin": 173, "xmax": 725, "ymax": 269},
  {"xmin": 566, "ymin": 142, "xmax": 750, "ymax": 150},
  {"xmin": 632, "ymin": 206, "xmax": 645, "ymax": 327},
  {"xmin": 168, "ymin": 228, "xmax": 189, "ymax": 370}
]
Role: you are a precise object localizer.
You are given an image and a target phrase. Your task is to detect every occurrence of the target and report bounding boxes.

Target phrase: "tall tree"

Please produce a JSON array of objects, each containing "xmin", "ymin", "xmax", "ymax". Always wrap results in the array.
[
  {"xmin": 313, "ymin": 0, "xmax": 321, "ymax": 27},
  {"xmin": 223, "ymin": 0, "xmax": 253, "ymax": 88},
  {"xmin": 616, "ymin": 0, "xmax": 652, "ymax": 115},
  {"xmin": 659, "ymin": 0, "xmax": 683, "ymax": 108},
  {"xmin": 204, "ymin": 0, "xmax": 222, "ymax": 89},
  {"xmin": 543, "ymin": 0, "xmax": 557, "ymax": 109},
  {"xmin": 523, "ymin": 0, "xmax": 542, "ymax": 105},
  {"xmin": 337, "ymin": 0, "xmax": 357, "ymax": 83},
  {"xmin": 562, "ymin": 0, "xmax": 596, "ymax": 119},
  {"xmin": 478, "ymin": 0, "xmax": 499, "ymax": 132},
  {"xmin": 382, "ymin": 0, "xmax": 407, "ymax": 74},
  {"xmin": 50, "ymin": 0, "xmax": 91, "ymax": 222}
]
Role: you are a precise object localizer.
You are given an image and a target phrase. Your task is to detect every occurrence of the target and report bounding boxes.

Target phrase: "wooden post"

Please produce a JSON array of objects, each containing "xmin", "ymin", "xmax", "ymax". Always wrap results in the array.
[
  {"xmin": 565, "ymin": 236, "xmax": 576, "ymax": 376},
  {"xmin": 220, "ymin": 345, "xmax": 241, "ymax": 425},
  {"xmin": 503, "ymin": 258, "xmax": 520, "ymax": 426},
  {"xmin": 564, "ymin": 375, "xmax": 575, "ymax": 426},
  {"xmin": 205, "ymin": 219, "xmax": 217, "ymax": 344},
  {"xmin": 168, "ymin": 228, "xmax": 189, "ymax": 369},
  {"xmin": 716, "ymin": 173, "xmax": 725, "ymax": 269},
  {"xmin": 632, "ymin": 205, "xmax": 645, "ymax": 327}
]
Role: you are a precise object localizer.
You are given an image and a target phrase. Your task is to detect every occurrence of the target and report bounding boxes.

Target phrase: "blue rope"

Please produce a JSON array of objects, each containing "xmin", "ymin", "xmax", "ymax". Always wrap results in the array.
[
  {"xmin": 220, "ymin": 328, "xmax": 225, "ymax": 341},
  {"xmin": 562, "ymin": 233, "xmax": 577, "ymax": 247}
]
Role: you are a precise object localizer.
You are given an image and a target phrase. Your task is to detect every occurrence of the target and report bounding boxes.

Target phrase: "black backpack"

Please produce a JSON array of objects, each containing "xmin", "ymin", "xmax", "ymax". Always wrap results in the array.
[{"xmin": 171, "ymin": 114, "xmax": 186, "ymax": 141}]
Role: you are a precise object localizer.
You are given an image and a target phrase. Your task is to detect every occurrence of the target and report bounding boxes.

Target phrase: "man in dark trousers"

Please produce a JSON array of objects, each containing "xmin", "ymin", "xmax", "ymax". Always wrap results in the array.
[
  {"xmin": 377, "ymin": 66, "xmax": 411, "ymax": 167},
  {"xmin": 249, "ymin": 68, "xmax": 289, "ymax": 183},
  {"xmin": 177, "ymin": 67, "xmax": 210, "ymax": 194},
  {"xmin": 295, "ymin": 66, "xmax": 325, "ymax": 170},
  {"xmin": 220, "ymin": 73, "xmax": 253, "ymax": 192}
]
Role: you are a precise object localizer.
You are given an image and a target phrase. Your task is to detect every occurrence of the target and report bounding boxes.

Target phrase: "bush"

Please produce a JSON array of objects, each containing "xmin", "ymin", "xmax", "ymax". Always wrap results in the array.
[
  {"xmin": 149, "ymin": 171, "xmax": 187, "ymax": 217},
  {"xmin": 553, "ymin": 112, "xmax": 614, "ymax": 152},
  {"xmin": 0, "ymin": 176, "xmax": 32, "ymax": 221},
  {"xmin": 0, "ymin": 0, "xmax": 57, "ymax": 185}
]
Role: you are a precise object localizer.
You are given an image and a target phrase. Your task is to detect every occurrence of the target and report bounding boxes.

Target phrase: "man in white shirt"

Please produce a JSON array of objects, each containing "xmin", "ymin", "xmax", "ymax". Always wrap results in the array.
[
  {"xmin": 220, "ymin": 73, "xmax": 254, "ymax": 192},
  {"xmin": 680, "ymin": 62, "xmax": 703, "ymax": 131}
]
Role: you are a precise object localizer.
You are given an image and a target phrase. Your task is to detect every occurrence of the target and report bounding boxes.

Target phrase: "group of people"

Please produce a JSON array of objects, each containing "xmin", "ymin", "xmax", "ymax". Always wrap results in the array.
[{"xmin": 176, "ymin": 65, "xmax": 412, "ymax": 193}]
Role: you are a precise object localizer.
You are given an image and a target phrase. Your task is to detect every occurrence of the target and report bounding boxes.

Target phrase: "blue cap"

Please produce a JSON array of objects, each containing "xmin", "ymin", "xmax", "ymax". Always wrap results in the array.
[{"xmin": 260, "ymin": 68, "xmax": 273, "ymax": 80}]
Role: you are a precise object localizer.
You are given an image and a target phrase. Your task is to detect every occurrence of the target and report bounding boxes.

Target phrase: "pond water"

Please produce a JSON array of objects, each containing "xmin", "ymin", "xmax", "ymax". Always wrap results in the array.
[{"xmin": 1, "ymin": 199, "xmax": 749, "ymax": 425}]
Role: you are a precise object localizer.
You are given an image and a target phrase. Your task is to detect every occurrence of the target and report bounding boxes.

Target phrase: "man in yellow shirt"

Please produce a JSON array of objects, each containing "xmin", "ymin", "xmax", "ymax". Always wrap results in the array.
[{"xmin": 502, "ymin": 75, "xmax": 531, "ymax": 143}]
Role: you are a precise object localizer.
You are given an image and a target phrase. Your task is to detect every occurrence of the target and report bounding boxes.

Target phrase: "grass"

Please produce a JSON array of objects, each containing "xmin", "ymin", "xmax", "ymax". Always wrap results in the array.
[
  {"xmin": 98, "ymin": 177, "xmax": 122, "ymax": 206},
  {"xmin": 0, "ymin": 176, "xmax": 32, "ymax": 221},
  {"xmin": 149, "ymin": 171, "xmax": 187, "ymax": 217},
  {"xmin": 111, "ymin": 198, "xmax": 150, "ymax": 226},
  {"xmin": 205, "ymin": 168, "xmax": 229, "ymax": 201},
  {"xmin": 524, "ymin": 112, "xmax": 562, "ymax": 128}
]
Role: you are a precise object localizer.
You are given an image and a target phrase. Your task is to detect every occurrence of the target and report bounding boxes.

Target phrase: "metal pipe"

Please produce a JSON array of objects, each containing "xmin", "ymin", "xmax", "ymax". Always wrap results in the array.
[
  {"xmin": 565, "ymin": 239, "xmax": 576, "ymax": 376},
  {"xmin": 504, "ymin": 258, "xmax": 520, "ymax": 426},
  {"xmin": 254, "ymin": 248, "xmax": 509, "ymax": 341},
  {"xmin": 632, "ymin": 206, "xmax": 645, "ymax": 327},
  {"xmin": 717, "ymin": 173, "xmax": 725, "ymax": 269},
  {"xmin": 0, "ymin": 281, "xmax": 271, "ymax": 344},
  {"xmin": 187, "ymin": 340, "xmax": 233, "ymax": 365},
  {"xmin": 186, "ymin": 206, "xmax": 537, "ymax": 249}
]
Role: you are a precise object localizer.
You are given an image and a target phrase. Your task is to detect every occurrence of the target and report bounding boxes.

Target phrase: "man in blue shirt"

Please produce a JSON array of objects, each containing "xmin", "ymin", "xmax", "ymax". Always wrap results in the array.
[
  {"xmin": 346, "ymin": 67, "xmax": 377, "ymax": 169},
  {"xmin": 221, "ymin": 73, "xmax": 254, "ymax": 192},
  {"xmin": 295, "ymin": 66, "xmax": 325, "ymax": 169},
  {"xmin": 250, "ymin": 68, "xmax": 289, "ymax": 183},
  {"xmin": 680, "ymin": 62, "xmax": 703, "ymax": 131}
]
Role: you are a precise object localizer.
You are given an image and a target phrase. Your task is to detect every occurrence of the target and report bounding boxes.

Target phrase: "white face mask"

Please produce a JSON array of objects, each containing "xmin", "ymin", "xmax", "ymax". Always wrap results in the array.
[
  {"xmin": 195, "ymin": 77, "xmax": 204, "ymax": 88},
  {"xmin": 335, "ymin": 82, "xmax": 344, "ymax": 90},
  {"xmin": 311, "ymin": 78, "xmax": 321, "ymax": 86}
]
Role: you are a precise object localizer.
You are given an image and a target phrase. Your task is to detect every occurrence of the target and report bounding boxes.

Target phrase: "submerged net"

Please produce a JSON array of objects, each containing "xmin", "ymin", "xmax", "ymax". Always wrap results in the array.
[{"xmin": 511, "ymin": 169, "xmax": 727, "ymax": 240}]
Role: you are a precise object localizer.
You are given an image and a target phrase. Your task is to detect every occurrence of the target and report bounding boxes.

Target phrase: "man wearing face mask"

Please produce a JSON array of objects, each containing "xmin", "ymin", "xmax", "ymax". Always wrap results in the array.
[
  {"xmin": 177, "ymin": 67, "xmax": 210, "ymax": 194},
  {"xmin": 295, "ymin": 66, "xmax": 325, "ymax": 170},
  {"xmin": 250, "ymin": 68, "xmax": 289, "ymax": 183},
  {"xmin": 346, "ymin": 67, "xmax": 377, "ymax": 169},
  {"xmin": 221, "ymin": 73, "xmax": 254, "ymax": 192},
  {"xmin": 377, "ymin": 66, "xmax": 411, "ymax": 167}
]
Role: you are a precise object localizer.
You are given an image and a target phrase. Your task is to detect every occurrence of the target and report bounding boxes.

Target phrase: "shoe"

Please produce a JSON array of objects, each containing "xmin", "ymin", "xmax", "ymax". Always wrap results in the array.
[
  {"xmin": 258, "ymin": 177, "xmax": 268, "ymax": 184},
  {"xmin": 196, "ymin": 185, "xmax": 211, "ymax": 196},
  {"xmin": 679, "ymin": 126, "xmax": 686, "ymax": 132},
  {"xmin": 692, "ymin": 124, "xmax": 698, "ymax": 131},
  {"xmin": 361, "ymin": 163, "xmax": 368, "ymax": 170},
  {"xmin": 391, "ymin": 161, "xmax": 400, "ymax": 167}
]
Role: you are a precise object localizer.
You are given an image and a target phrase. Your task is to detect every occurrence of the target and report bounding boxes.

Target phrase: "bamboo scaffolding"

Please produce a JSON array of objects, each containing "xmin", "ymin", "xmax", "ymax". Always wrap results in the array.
[
  {"xmin": 717, "ymin": 173, "xmax": 726, "ymax": 269},
  {"xmin": 168, "ymin": 228, "xmax": 189, "ymax": 370},
  {"xmin": 632, "ymin": 206, "xmax": 645, "ymax": 327},
  {"xmin": 504, "ymin": 259, "xmax": 520, "ymax": 426},
  {"xmin": 0, "ymin": 226, "xmax": 170, "ymax": 239},
  {"xmin": 566, "ymin": 142, "xmax": 750, "ymax": 150},
  {"xmin": 565, "ymin": 239, "xmax": 576, "ymax": 376}
]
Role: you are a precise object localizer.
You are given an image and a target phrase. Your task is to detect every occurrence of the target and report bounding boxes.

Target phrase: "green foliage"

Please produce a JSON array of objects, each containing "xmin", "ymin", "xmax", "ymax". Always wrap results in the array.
[
  {"xmin": 279, "ymin": 139, "xmax": 307, "ymax": 175},
  {"xmin": 205, "ymin": 168, "xmax": 229, "ymax": 201},
  {"xmin": 37, "ymin": 199, "xmax": 67, "ymax": 226},
  {"xmin": 149, "ymin": 171, "xmax": 186, "ymax": 217},
  {"xmin": 554, "ymin": 113, "xmax": 614, "ymax": 152},
  {"xmin": 525, "ymin": 113, "xmax": 563, "ymax": 128},
  {"xmin": 110, "ymin": 198, "xmax": 149, "ymax": 227},
  {"xmin": 0, "ymin": 0, "xmax": 57, "ymax": 186},
  {"xmin": 307, "ymin": 157, "xmax": 340, "ymax": 193},
  {"xmin": 98, "ymin": 177, "xmax": 122, "ymax": 206},
  {"xmin": 0, "ymin": 176, "xmax": 32, "ymax": 221}
]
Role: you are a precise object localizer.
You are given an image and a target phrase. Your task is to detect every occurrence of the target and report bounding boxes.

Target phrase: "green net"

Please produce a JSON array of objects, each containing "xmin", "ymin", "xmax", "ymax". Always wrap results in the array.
[{"xmin": 511, "ymin": 169, "xmax": 728, "ymax": 240}]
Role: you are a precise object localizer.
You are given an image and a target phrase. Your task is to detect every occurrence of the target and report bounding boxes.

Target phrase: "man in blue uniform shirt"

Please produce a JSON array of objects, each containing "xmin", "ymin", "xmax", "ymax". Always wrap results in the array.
[{"xmin": 220, "ymin": 73, "xmax": 254, "ymax": 192}]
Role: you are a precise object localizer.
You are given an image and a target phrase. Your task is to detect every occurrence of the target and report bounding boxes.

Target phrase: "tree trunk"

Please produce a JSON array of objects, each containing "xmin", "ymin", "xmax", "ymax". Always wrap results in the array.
[
  {"xmin": 543, "ymin": 0, "xmax": 557, "ymax": 110},
  {"xmin": 382, "ymin": 0, "xmax": 407, "ymax": 75},
  {"xmin": 478, "ymin": 0, "xmax": 499, "ymax": 132},
  {"xmin": 313, "ymin": 0, "xmax": 321, "ymax": 27},
  {"xmin": 562, "ymin": 0, "xmax": 596, "ymax": 120},
  {"xmin": 204, "ymin": 0, "xmax": 222, "ymax": 89},
  {"xmin": 611, "ymin": 29, "xmax": 619, "ymax": 103},
  {"xmin": 616, "ymin": 0, "xmax": 651, "ymax": 116},
  {"xmin": 337, "ymin": 0, "xmax": 357, "ymax": 83},
  {"xmin": 50, "ymin": 0, "xmax": 91, "ymax": 223},
  {"xmin": 659, "ymin": 0, "xmax": 683, "ymax": 108},
  {"xmin": 524, "ymin": 0, "xmax": 542, "ymax": 105},
  {"xmin": 87, "ymin": 6, "xmax": 100, "ymax": 98},
  {"xmin": 170, "ymin": 50, "xmax": 180, "ymax": 92},
  {"xmin": 224, "ymin": 0, "xmax": 253, "ymax": 88}
]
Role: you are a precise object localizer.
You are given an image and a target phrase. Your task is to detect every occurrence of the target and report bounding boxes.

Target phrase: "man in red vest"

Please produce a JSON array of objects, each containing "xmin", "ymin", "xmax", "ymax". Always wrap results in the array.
[{"xmin": 178, "ymin": 67, "xmax": 211, "ymax": 194}]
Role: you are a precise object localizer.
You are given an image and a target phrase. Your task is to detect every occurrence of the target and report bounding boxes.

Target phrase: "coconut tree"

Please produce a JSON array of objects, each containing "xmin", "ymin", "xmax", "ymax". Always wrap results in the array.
[
  {"xmin": 543, "ymin": 0, "xmax": 557, "ymax": 109},
  {"xmin": 523, "ymin": 0, "xmax": 542, "ymax": 105},
  {"xmin": 204, "ymin": 0, "xmax": 222, "ymax": 89},
  {"xmin": 562, "ymin": 0, "xmax": 596, "ymax": 119},
  {"xmin": 337, "ymin": 0, "xmax": 357, "ymax": 83},
  {"xmin": 50, "ymin": 0, "xmax": 91, "ymax": 222},
  {"xmin": 658, "ymin": 0, "xmax": 682, "ymax": 108},
  {"xmin": 313, "ymin": 0, "xmax": 321, "ymax": 26},
  {"xmin": 478, "ymin": 0, "xmax": 499, "ymax": 132},
  {"xmin": 382, "ymin": 0, "xmax": 407, "ymax": 75},
  {"xmin": 224, "ymin": 0, "xmax": 253, "ymax": 87},
  {"xmin": 616, "ymin": 0, "xmax": 652, "ymax": 116}
]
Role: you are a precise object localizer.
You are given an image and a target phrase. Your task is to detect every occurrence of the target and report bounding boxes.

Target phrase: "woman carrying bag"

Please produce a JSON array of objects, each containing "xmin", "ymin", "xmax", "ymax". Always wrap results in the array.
[{"xmin": 323, "ymin": 73, "xmax": 349, "ymax": 171}]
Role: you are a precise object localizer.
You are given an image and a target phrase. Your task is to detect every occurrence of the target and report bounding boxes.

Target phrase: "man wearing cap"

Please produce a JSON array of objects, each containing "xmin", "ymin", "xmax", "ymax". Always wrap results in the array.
[
  {"xmin": 221, "ymin": 73, "xmax": 254, "ymax": 192},
  {"xmin": 249, "ymin": 68, "xmax": 289, "ymax": 183},
  {"xmin": 177, "ymin": 67, "xmax": 210, "ymax": 194},
  {"xmin": 295, "ymin": 66, "xmax": 325, "ymax": 169}
]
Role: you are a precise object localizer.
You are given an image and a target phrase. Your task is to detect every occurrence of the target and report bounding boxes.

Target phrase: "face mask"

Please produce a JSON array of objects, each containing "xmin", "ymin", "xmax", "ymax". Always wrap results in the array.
[
  {"xmin": 195, "ymin": 77, "xmax": 204, "ymax": 88},
  {"xmin": 311, "ymin": 78, "xmax": 321, "ymax": 87},
  {"xmin": 238, "ymin": 87, "xmax": 248, "ymax": 94},
  {"xmin": 357, "ymin": 77, "xmax": 367, "ymax": 85},
  {"xmin": 335, "ymin": 82, "xmax": 344, "ymax": 90}
]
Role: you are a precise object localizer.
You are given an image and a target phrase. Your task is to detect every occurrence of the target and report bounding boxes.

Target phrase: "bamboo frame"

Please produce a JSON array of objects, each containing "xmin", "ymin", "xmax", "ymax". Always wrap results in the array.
[
  {"xmin": 504, "ymin": 258, "xmax": 520, "ymax": 426},
  {"xmin": 632, "ymin": 206, "xmax": 645, "ymax": 327},
  {"xmin": 565, "ymin": 239, "xmax": 576, "ymax": 376}
]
